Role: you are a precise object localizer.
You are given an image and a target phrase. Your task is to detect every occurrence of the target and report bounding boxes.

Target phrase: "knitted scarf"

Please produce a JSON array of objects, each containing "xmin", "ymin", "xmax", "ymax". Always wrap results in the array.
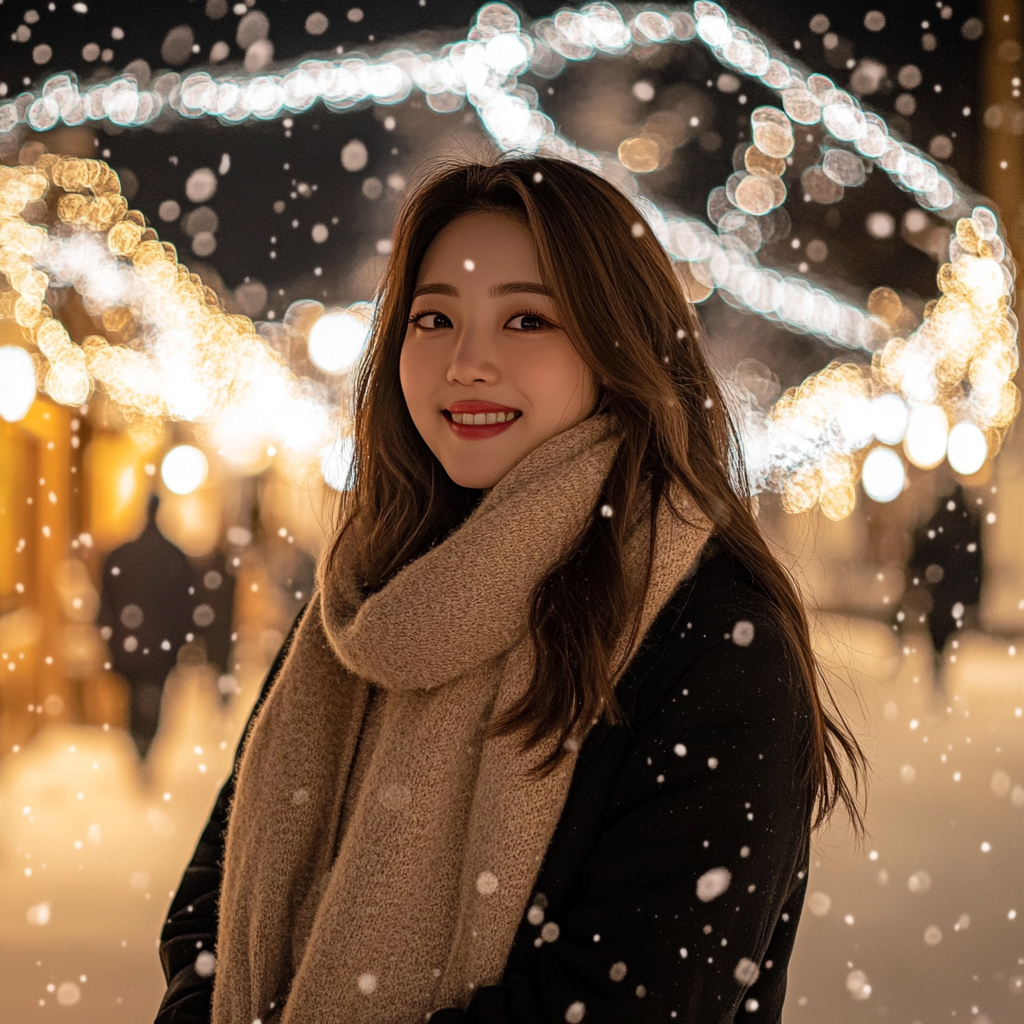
[{"xmin": 213, "ymin": 412, "xmax": 711, "ymax": 1024}]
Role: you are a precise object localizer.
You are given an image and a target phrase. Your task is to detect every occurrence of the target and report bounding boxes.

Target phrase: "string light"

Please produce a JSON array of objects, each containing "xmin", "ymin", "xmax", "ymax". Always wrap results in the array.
[
  {"xmin": 0, "ymin": 158, "xmax": 338, "ymax": 474},
  {"xmin": 0, "ymin": 2, "xmax": 1016, "ymax": 520},
  {"xmin": 0, "ymin": 2, "xmax": 982, "ymax": 349}
]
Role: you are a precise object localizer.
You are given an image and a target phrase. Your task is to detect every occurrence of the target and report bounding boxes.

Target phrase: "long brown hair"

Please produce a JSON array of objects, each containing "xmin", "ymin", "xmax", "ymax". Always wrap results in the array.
[{"xmin": 327, "ymin": 155, "xmax": 866, "ymax": 834}]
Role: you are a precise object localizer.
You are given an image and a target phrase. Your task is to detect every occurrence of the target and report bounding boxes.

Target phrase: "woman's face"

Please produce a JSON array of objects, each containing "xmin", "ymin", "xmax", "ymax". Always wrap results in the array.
[{"xmin": 400, "ymin": 211, "xmax": 599, "ymax": 494}]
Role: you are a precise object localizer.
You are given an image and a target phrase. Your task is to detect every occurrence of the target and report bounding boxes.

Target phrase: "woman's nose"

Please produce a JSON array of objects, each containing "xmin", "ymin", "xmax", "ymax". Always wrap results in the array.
[{"xmin": 446, "ymin": 330, "xmax": 498, "ymax": 384}]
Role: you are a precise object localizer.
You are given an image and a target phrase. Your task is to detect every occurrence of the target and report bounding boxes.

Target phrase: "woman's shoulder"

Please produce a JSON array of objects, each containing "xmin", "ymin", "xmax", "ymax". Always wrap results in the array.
[
  {"xmin": 668, "ymin": 539, "xmax": 781, "ymax": 636},
  {"xmin": 641, "ymin": 540, "xmax": 808, "ymax": 723}
]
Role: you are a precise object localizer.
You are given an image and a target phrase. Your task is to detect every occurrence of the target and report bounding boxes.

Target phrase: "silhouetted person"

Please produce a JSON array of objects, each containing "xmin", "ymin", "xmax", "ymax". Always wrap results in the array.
[
  {"xmin": 98, "ymin": 493, "xmax": 193, "ymax": 760},
  {"xmin": 188, "ymin": 547, "xmax": 238, "ymax": 703},
  {"xmin": 897, "ymin": 483, "xmax": 983, "ymax": 691}
]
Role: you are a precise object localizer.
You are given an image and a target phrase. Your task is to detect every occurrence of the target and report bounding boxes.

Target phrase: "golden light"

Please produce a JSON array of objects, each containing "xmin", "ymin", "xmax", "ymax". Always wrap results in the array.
[
  {"xmin": 861, "ymin": 446, "xmax": 906, "ymax": 503},
  {"xmin": 751, "ymin": 106, "xmax": 795, "ymax": 158},
  {"xmin": 946, "ymin": 421, "xmax": 988, "ymax": 476},
  {"xmin": 156, "ymin": 488, "xmax": 223, "ymax": 557},
  {"xmin": 870, "ymin": 393, "xmax": 909, "ymax": 445},
  {"xmin": 0, "ymin": 146, "xmax": 1015, "ymax": 522},
  {"xmin": 161, "ymin": 445, "xmax": 209, "ymax": 496},
  {"xmin": 0, "ymin": 345, "xmax": 37, "ymax": 423},
  {"xmin": 734, "ymin": 174, "xmax": 778, "ymax": 216},
  {"xmin": 307, "ymin": 304, "xmax": 373, "ymax": 374},
  {"xmin": 214, "ymin": 431, "xmax": 274, "ymax": 475},
  {"xmin": 903, "ymin": 405, "xmax": 949, "ymax": 469},
  {"xmin": 617, "ymin": 136, "xmax": 661, "ymax": 173},
  {"xmin": 83, "ymin": 431, "xmax": 151, "ymax": 550},
  {"xmin": 0, "ymin": 157, "xmax": 337, "ymax": 483}
]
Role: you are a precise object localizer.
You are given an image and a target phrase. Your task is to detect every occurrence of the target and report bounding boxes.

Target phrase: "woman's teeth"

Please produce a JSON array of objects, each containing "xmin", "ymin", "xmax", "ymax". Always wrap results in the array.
[{"xmin": 450, "ymin": 411, "xmax": 519, "ymax": 425}]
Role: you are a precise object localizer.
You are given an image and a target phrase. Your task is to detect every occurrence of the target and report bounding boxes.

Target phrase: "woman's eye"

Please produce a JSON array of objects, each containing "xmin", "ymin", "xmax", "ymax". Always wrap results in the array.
[
  {"xmin": 411, "ymin": 312, "xmax": 453, "ymax": 330},
  {"xmin": 507, "ymin": 313, "xmax": 549, "ymax": 331}
]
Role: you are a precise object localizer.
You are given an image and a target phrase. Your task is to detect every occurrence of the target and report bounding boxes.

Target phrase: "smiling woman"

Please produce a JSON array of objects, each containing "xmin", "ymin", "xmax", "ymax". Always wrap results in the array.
[
  {"xmin": 158, "ymin": 157, "xmax": 865, "ymax": 1024},
  {"xmin": 400, "ymin": 210, "xmax": 599, "ymax": 493}
]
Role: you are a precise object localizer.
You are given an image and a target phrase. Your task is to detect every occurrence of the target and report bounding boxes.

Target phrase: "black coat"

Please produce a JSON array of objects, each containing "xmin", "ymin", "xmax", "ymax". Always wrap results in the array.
[{"xmin": 156, "ymin": 547, "xmax": 812, "ymax": 1023}]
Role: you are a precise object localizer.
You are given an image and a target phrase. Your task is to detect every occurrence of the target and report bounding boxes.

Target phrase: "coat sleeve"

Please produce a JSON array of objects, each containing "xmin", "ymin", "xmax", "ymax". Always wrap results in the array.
[
  {"xmin": 430, "ymin": 606, "xmax": 813, "ymax": 1024},
  {"xmin": 154, "ymin": 604, "xmax": 308, "ymax": 1024}
]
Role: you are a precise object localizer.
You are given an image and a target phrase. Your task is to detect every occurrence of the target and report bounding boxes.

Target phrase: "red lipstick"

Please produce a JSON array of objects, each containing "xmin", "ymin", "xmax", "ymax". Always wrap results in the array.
[{"xmin": 442, "ymin": 400, "xmax": 522, "ymax": 440}]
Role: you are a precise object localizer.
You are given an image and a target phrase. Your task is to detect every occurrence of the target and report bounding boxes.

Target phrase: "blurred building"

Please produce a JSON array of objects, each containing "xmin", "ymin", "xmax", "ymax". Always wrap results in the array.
[{"xmin": 0, "ymin": 379, "xmax": 327, "ymax": 757}]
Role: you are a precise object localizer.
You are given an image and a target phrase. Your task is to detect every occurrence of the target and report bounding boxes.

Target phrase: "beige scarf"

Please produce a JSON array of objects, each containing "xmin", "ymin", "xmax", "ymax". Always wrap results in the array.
[{"xmin": 214, "ymin": 412, "xmax": 711, "ymax": 1024}]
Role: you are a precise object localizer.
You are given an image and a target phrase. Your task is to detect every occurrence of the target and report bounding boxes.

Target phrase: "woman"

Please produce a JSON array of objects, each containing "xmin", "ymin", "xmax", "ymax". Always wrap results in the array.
[{"xmin": 156, "ymin": 156, "xmax": 864, "ymax": 1024}]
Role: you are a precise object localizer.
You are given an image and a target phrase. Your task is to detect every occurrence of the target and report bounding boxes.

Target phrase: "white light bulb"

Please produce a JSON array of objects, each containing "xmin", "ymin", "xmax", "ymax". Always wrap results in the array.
[
  {"xmin": 161, "ymin": 445, "xmax": 209, "ymax": 495},
  {"xmin": 870, "ymin": 393, "xmax": 909, "ymax": 445},
  {"xmin": 0, "ymin": 346, "xmax": 36, "ymax": 423},
  {"xmin": 903, "ymin": 405, "xmax": 949, "ymax": 469},
  {"xmin": 946, "ymin": 422, "xmax": 987, "ymax": 475},
  {"xmin": 308, "ymin": 304, "xmax": 372, "ymax": 374},
  {"xmin": 861, "ymin": 446, "xmax": 905, "ymax": 503}
]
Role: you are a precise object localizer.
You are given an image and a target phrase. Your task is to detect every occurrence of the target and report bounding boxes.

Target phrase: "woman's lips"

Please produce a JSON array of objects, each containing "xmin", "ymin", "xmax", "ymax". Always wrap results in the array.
[{"xmin": 442, "ymin": 409, "xmax": 520, "ymax": 440}]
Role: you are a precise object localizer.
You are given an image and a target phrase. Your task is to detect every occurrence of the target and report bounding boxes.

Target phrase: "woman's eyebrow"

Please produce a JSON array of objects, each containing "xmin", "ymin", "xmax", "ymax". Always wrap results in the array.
[
  {"xmin": 411, "ymin": 281, "xmax": 552, "ymax": 299},
  {"xmin": 489, "ymin": 281, "xmax": 551, "ymax": 297},
  {"xmin": 412, "ymin": 282, "xmax": 458, "ymax": 298}
]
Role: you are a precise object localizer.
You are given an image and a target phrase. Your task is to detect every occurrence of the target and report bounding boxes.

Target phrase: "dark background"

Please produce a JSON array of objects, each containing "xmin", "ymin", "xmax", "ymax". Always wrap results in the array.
[{"xmin": 0, "ymin": 0, "xmax": 987, "ymax": 387}]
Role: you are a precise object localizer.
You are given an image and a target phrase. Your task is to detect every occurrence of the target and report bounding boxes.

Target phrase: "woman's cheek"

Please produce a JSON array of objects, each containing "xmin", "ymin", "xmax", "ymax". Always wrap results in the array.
[
  {"xmin": 399, "ymin": 337, "xmax": 426, "ymax": 389},
  {"xmin": 404, "ymin": 335, "xmax": 440, "ymax": 377}
]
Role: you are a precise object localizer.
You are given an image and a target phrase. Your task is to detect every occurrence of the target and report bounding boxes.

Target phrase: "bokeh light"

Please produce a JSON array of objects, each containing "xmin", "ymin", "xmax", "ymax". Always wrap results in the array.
[
  {"xmin": 0, "ymin": 2, "xmax": 1016, "ymax": 514},
  {"xmin": 861, "ymin": 446, "xmax": 906, "ymax": 503},
  {"xmin": 946, "ymin": 421, "xmax": 988, "ymax": 476},
  {"xmin": 320, "ymin": 435, "xmax": 354, "ymax": 491},
  {"xmin": 307, "ymin": 304, "xmax": 373, "ymax": 374},
  {"xmin": 0, "ymin": 345, "xmax": 37, "ymax": 423},
  {"xmin": 903, "ymin": 404, "xmax": 950, "ymax": 470},
  {"xmin": 160, "ymin": 444, "xmax": 209, "ymax": 495},
  {"xmin": 618, "ymin": 136, "xmax": 662, "ymax": 173},
  {"xmin": 871, "ymin": 393, "xmax": 910, "ymax": 445},
  {"xmin": 0, "ymin": 0, "xmax": 986, "ymax": 361}
]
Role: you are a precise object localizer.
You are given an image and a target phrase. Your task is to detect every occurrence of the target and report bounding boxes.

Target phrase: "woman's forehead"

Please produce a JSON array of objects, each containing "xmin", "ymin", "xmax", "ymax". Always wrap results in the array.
[{"xmin": 417, "ymin": 211, "xmax": 541, "ymax": 280}]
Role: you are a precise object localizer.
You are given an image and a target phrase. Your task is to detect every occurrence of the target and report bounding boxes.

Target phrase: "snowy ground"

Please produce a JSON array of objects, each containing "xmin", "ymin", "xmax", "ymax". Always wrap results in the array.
[
  {"xmin": 0, "ymin": 620, "xmax": 1021, "ymax": 1022},
  {"xmin": 0, "ymin": 661, "xmax": 251, "ymax": 1021},
  {"xmin": 786, "ymin": 620, "xmax": 1024, "ymax": 1024}
]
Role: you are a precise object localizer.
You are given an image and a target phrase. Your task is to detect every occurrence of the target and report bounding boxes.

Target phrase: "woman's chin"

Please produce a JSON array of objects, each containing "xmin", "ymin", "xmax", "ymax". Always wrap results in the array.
[
  {"xmin": 444, "ymin": 468, "xmax": 503, "ymax": 492},
  {"xmin": 434, "ymin": 451, "xmax": 515, "ymax": 492}
]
